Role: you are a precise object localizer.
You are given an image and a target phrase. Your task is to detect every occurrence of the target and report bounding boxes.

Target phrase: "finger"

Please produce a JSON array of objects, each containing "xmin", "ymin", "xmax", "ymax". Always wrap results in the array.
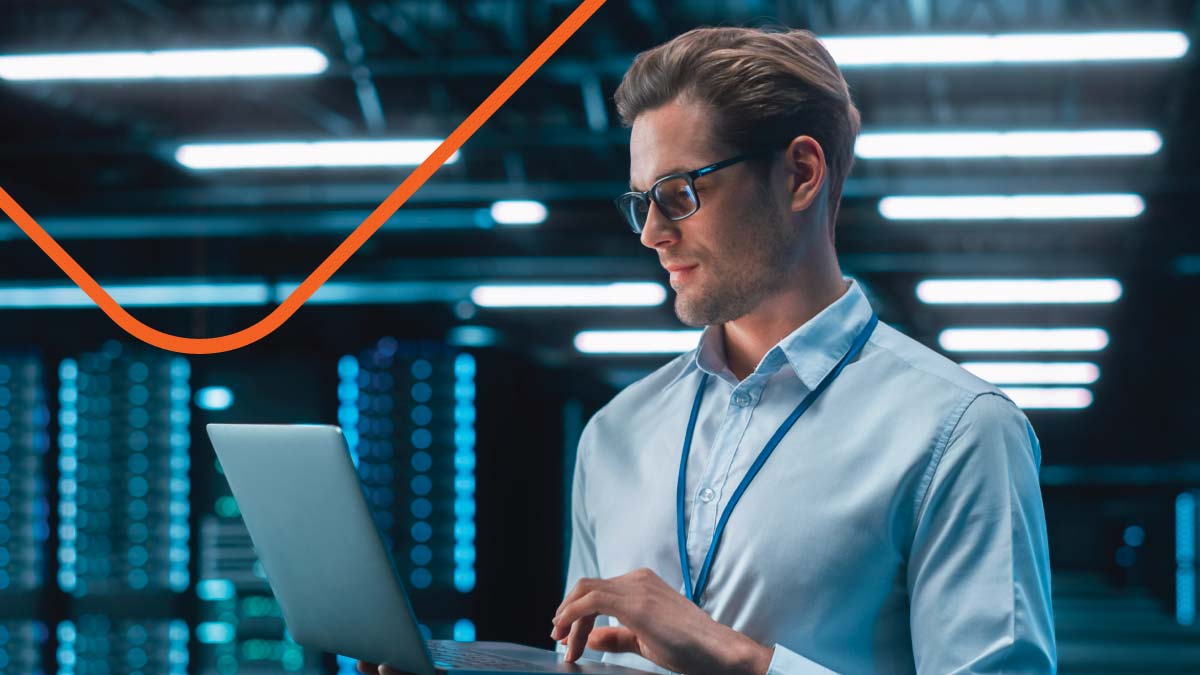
[
  {"xmin": 565, "ymin": 614, "xmax": 598, "ymax": 663},
  {"xmin": 356, "ymin": 661, "xmax": 379, "ymax": 674},
  {"xmin": 587, "ymin": 626, "xmax": 641, "ymax": 655},
  {"xmin": 555, "ymin": 577, "xmax": 600, "ymax": 618},
  {"xmin": 554, "ymin": 589, "xmax": 618, "ymax": 639}
]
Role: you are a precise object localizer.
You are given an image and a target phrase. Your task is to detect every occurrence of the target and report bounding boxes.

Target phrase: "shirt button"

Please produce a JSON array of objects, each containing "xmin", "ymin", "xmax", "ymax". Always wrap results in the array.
[
  {"xmin": 699, "ymin": 488, "xmax": 716, "ymax": 503},
  {"xmin": 732, "ymin": 392, "xmax": 751, "ymax": 407}
]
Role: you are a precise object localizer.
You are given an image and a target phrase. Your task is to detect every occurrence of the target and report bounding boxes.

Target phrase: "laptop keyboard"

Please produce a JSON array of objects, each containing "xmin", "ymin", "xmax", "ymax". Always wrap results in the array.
[{"xmin": 426, "ymin": 640, "xmax": 543, "ymax": 670}]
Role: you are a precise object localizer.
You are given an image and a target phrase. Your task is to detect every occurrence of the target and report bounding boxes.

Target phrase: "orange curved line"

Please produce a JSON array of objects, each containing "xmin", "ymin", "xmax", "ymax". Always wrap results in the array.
[{"xmin": 0, "ymin": 0, "xmax": 607, "ymax": 355}]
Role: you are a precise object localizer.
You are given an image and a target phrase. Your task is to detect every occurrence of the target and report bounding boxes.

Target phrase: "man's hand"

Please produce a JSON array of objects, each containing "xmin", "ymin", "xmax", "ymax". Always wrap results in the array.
[{"xmin": 551, "ymin": 568, "xmax": 773, "ymax": 675}]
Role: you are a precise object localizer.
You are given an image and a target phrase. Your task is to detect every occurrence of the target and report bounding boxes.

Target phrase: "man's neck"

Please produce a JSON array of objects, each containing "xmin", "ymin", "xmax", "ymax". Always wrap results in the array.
[{"xmin": 721, "ymin": 266, "xmax": 849, "ymax": 382}]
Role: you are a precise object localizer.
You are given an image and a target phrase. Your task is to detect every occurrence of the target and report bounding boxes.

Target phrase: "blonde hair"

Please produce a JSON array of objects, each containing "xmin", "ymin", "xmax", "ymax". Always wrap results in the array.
[{"xmin": 614, "ymin": 26, "xmax": 860, "ymax": 221}]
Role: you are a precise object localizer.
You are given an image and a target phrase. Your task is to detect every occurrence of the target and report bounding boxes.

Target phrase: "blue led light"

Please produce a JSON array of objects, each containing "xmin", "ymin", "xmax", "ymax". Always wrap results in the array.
[
  {"xmin": 411, "ymin": 428, "xmax": 433, "ymax": 449},
  {"xmin": 410, "ymin": 405, "xmax": 433, "ymax": 425},
  {"xmin": 338, "ymin": 355, "xmax": 359, "ymax": 378},
  {"xmin": 453, "ymin": 353, "xmax": 477, "ymax": 593},
  {"xmin": 194, "ymin": 386, "xmax": 234, "ymax": 411},
  {"xmin": 453, "ymin": 569, "xmax": 476, "ymax": 593},
  {"xmin": 1178, "ymin": 492, "xmax": 1197, "ymax": 626},
  {"xmin": 410, "ymin": 382, "xmax": 432, "ymax": 403},
  {"xmin": 410, "ymin": 568, "xmax": 432, "ymax": 589},
  {"xmin": 410, "ymin": 545, "xmax": 433, "ymax": 566},
  {"xmin": 371, "ymin": 489, "xmax": 395, "ymax": 508},
  {"xmin": 411, "ymin": 359, "xmax": 433, "ymax": 380},
  {"xmin": 454, "ymin": 404, "xmax": 475, "ymax": 425},
  {"xmin": 128, "ymin": 568, "xmax": 148, "ymax": 589},
  {"xmin": 128, "ymin": 453, "xmax": 149, "ymax": 474},
  {"xmin": 1124, "ymin": 525, "xmax": 1145, "ymax": 548},
  {"xmin": 196, "ymin": 621, "xmax": 235, "ymax": 644},
  {"xmin": 338, "ymin": 355, "xmax": 361, "ymax": 467},
  {"xmin": 57, "ymin": 359, "xmax": 79, "ymax": 594},
  {"xmin": 453, "ymin": 499, "xmax": 475, "ymax": 518},
  {"xmin": 377, "ymin": 337, "xmax": 399, "ymax": 357},
  {"xmin": 411, "ymin": 451, "xmax": 433, "ymax": 472},
  {"xmin": 411, "ymin": 498, "xmax": 433, "ymax": 519},
  {"xmin": 453, "ymin": 619, "xmax": 476, "ymax": 642},
  {"xmin": 168, "ymin": 354, "xmax": 192, "ymax": 592},
  {"xmin": 1115, "ymin": 546, "xmax": 1135, "ymax": 567},
  {"xmin": 411, "ymin": 475, "xmax": 432, "ymax": 496}
]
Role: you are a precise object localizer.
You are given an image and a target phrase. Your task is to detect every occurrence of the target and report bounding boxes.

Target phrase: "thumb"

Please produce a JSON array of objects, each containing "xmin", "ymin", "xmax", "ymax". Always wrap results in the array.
[{"xmin": 587, "ymin": 626, "xmax": 642, "ymax": 655}]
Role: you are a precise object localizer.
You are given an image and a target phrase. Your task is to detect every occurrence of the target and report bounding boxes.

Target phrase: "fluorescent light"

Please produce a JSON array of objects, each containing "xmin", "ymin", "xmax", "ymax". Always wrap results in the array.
[
  {"xmin": 917, "ymin": 278, "xmax": 1123, "ymax": 304},
  {"xmin": 1001, "ymin": 387, "xmax": 1094, "ymax": 410},
  {"xmin": 489, "ymin": 200, "xmax": 548, "ymax": 226},
  {"xmin": 856, "ymin": 130, "xmax": 1162, "ymax": 159},
  {"xmin": 175, "ymin": 140, "xmax": 458, "ymax": 170},
  {"xmin": 879, "ymin": 194, "xmax": 1144, "ymax": 220},
  {"xmin": 939, "ymin": 328, "xmax": 1109, "ymax": 352},
  {"xmin": 574, "ymin": 330, "xmax": 702, "ymax": 354},
  {"xmin": 470, "ymin": 283, "xmax": 666, "ymax": 308},
  {"xmin": 0, "ymin": 282, "xmax": 269, "ymax": 308},
  {"xmin": 194, "ymin": 386, "xmax": 234, "ymax": 411},
  {"xmin": 960, "ymin": 362, "xmax": 1100, "ymax": 385},
  {"xmin": 0, "ymin": 47, "xmax": 328, "ymax": 81},
  {"xmin": 822, "ymin": 31, "xmax": 1189, "ymax": 67},
  {"xmin": 272, "ymin": 281, "xmax": 471, "ymax": 305}
]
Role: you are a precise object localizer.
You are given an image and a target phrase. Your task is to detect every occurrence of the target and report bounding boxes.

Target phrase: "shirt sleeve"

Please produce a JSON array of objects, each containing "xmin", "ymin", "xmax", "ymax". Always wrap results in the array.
[
  {"xmin": 906, "ymin": 392, "xmax": 1057, "ymax": 674},
  {"xmin": 766, "ymin": 644, "xmax": 842, "ymax": 674},
  {"xmin": 556, "ymin": 414, "xmax": 610, "ymax": 662}
]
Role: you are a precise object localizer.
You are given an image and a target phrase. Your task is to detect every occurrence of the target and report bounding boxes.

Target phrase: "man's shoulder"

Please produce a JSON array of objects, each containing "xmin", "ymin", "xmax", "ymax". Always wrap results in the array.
[
  {"xmin": 867, "ymin": 321, "xmax": 1035, "ymax": 461},
  {"xmin": 587, "ymin": 350, "xmax": 695, "ymax": 429},
  {"xmin": 867, "ymin": 320, "xmax": 1011, "ymax": 404}
]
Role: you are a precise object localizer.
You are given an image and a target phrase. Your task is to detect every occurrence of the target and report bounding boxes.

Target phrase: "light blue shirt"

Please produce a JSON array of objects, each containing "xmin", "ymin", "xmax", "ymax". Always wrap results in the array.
[{"xmin": 562, "ymin": 279, "xmax": 1056, "ymax": 674}]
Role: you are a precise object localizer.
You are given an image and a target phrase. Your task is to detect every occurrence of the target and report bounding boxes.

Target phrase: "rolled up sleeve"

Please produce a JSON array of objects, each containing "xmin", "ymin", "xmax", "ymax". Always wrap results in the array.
[{"xmin": 766, "ymin": 644, "xmax": 841, "ymax": 674}]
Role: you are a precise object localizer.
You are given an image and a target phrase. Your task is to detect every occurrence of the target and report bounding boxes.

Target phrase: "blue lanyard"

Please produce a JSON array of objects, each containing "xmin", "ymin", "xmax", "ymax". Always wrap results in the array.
[{"xmin": 676, "ymin": 312, "xmax": 878, "ymax": 605}]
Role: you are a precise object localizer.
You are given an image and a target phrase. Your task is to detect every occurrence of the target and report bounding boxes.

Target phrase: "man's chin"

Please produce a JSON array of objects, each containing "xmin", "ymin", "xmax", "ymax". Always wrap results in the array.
[{"xmin": 672, "ymin": 296, "xmax": 712, "ymax": 328}]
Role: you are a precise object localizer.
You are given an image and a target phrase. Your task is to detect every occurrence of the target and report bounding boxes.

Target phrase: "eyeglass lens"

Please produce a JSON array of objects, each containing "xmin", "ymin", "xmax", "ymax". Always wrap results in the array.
[{"xmin": 619, "ymin": 176, "xmax": 699, "ymax": 232}]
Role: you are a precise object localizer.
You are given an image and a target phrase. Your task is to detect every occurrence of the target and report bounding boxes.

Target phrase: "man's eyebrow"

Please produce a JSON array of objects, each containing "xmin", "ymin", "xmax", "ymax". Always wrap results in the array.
[{"xmin": 629, "ymin": 166, "xmax": 692, "ymax": 192}]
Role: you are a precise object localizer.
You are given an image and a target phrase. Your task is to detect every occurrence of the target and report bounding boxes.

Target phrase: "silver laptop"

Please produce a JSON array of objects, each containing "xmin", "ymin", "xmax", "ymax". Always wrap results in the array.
[{"xmin": 206, "ymin": 423, "xmax": 652, "ymax": 675}]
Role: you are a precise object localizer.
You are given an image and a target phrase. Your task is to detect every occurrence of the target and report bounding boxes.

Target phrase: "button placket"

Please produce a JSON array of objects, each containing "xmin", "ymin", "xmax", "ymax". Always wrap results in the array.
[{"xmin": 687, "ymin": 379, "xmax": 763, "ymax": 577}]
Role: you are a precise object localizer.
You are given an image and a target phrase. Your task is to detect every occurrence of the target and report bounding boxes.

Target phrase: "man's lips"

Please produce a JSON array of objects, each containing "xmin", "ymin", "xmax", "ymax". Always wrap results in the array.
[{"xmin": 664, "ymin": 263, "xmax": 698, "ymax": 284}]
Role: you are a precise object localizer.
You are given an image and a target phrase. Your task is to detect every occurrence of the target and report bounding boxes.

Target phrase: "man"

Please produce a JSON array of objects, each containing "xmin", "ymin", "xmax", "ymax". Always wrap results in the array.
[{"xmin": 363, "ymin": 25, "xmax": 1056, "ymax": 675}]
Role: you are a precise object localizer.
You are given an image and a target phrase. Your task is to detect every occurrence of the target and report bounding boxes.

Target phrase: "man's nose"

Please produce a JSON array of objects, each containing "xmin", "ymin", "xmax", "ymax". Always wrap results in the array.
[{"xmin": 638, "ymin": 202, "xmax": 679, "ymax": 250}]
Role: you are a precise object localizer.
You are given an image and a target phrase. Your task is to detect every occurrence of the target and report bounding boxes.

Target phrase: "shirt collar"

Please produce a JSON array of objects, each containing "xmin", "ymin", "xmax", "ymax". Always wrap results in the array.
[{"xmin": 668, "ymin": 278, "xmax": 875, "ymax": 391}]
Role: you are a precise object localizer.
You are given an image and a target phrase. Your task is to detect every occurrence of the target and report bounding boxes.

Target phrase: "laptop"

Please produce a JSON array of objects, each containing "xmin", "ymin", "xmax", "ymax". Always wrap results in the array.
[{"xmin": 206, "ymin": 423, "xmax": 654, "ymax": 675}]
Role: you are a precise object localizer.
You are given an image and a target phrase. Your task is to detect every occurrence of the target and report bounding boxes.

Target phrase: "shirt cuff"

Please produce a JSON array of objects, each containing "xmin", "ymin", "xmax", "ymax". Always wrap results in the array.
[{"xmin": 766, "ymin": 644, "xmax": 840, "ymax": 675}]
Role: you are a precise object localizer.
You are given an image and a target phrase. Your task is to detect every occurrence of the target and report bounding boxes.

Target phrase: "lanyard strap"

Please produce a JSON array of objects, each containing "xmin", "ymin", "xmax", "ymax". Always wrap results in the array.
[{"xmin": 676, "ymin": 312, "xmax": 878, "ymax": 605}]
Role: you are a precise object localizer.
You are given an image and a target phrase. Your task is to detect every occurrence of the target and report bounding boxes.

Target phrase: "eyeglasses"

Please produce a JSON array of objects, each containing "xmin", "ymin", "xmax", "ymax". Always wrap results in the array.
[{"xmin": 614, "ymin": 150, "xmax": 771, "ymax": 234}]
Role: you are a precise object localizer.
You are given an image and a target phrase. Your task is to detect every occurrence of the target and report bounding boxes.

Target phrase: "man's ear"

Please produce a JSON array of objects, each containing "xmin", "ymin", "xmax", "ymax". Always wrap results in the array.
[{"xmin": 783, "ymin": 135, "xmax": 827, "ymax": 214}]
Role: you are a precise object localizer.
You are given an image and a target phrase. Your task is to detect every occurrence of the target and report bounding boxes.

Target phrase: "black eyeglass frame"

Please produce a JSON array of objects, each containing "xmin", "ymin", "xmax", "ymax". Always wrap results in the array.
[{"xmin": 614, "ymin": 149, "xmax": 774, "ymax": 234}]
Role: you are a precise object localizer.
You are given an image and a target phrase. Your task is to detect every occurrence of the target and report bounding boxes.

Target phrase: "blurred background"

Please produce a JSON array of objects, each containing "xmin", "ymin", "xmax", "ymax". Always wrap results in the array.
[{"xmin": 1, "ymin": 0, "xmax": 1198, "ymax": 673}]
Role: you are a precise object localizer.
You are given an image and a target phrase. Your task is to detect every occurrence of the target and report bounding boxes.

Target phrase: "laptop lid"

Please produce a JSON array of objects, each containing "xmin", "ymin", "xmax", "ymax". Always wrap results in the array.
[{"xmin": 206, "ymin": 423, "xmax": 435, "ymax": 675}]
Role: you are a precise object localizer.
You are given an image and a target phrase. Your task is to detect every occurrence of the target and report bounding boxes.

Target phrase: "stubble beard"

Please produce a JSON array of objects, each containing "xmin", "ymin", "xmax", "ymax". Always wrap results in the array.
[{"xmin": 672, "ymin": 199, "xmax": 798, "ymax": 328}]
